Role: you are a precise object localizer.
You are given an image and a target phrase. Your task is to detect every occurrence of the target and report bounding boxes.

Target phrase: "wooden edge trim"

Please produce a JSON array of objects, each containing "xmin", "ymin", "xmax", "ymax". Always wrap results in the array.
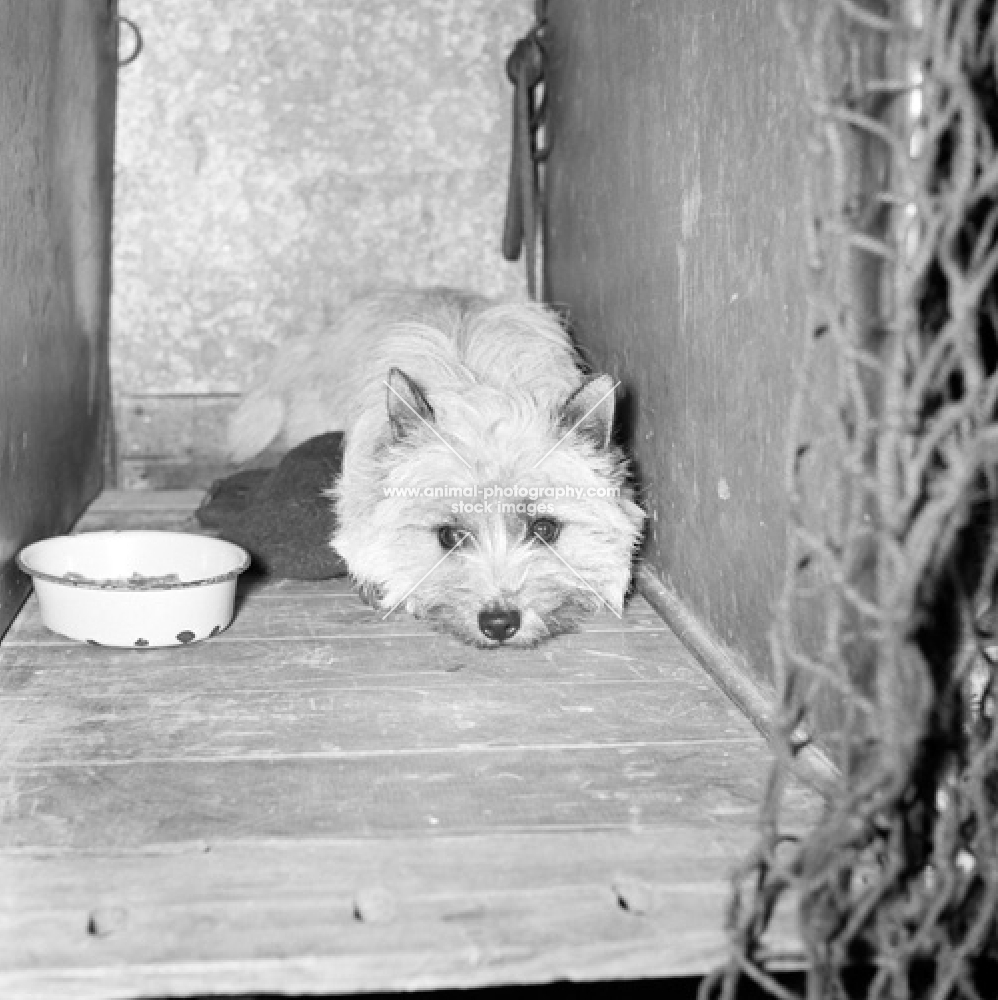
[
  {"xmin": 0, "ymin": 564, "xmax": 32, "ymax": 645},
  {"xmin": 635, "ymin": 564, "xmax": 838, "ymax": 792}
]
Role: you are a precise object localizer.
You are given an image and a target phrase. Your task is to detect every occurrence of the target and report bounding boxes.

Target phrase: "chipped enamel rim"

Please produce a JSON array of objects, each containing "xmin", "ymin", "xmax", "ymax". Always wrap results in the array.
[{"xmin": 17, "ymin": 531, "xmax": 251, "ymax": 591}]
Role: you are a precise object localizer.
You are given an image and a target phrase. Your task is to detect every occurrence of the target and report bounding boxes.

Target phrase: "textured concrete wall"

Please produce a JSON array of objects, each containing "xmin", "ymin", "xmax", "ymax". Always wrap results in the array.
[
  {"xmin": 0, "ymin": 0, "xmax": 117, "ymax": 638},
  {"xmin": 544, "ymin": 0, "xmax": 817, "ymax": 692},
  {"xmin": 112, "ymin": 0, "xmax": 533, "ymax": 487}
]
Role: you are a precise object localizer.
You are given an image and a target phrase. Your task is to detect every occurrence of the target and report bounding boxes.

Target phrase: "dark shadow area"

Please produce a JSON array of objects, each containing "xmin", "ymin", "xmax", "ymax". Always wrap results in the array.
[
  {"xmin": 150, "ymin": 961, "xmax": 998, "ymax": 999},
  {"xmin": 151, "ymin": 972, "xmax": 809, "ymax": 1000}
]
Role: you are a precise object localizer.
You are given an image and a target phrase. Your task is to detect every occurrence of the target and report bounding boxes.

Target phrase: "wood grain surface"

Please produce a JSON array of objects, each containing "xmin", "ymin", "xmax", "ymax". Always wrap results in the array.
[
  {"xmin": 0, "ymin": 0, "xmax": 117, "ymax": 642},
  {"xmin": 0, "ymin": 491, "xmax": 812, "ymax": 997}
]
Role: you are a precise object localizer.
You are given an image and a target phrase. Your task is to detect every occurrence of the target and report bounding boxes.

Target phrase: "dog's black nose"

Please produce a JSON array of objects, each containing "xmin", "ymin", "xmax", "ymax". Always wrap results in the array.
[{"xmin": 478, "ymin": 608, "xmax": 521, "ymax": 643}]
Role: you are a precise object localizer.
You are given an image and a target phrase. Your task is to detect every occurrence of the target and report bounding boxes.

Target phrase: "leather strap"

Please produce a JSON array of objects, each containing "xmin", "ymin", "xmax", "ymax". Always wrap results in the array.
[{"xmin": 502, "ymin": 22, "xmax": 548, "ymax": 300}]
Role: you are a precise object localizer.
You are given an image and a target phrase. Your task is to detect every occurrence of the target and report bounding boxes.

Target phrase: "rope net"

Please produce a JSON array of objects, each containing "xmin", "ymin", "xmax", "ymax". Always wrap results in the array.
[{"xmin": 703, "ymin": 1, "xmax": 998, "ymax": 997}]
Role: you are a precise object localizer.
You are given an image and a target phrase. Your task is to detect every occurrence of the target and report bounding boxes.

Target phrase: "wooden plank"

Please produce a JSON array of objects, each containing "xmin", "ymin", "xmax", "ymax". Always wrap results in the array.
[
  {"xmin": 113, "ymin": 396, "xmax": 240, "ymax": 489},
  {"xmin": 0, "ymin": 680, "xmax": 758, "ymax": 767},
  {"xmin": 117, "ymin": 460, "xmax": 235, "ymax": 492},
  {"xmin": 116, "ymin": 395, "xmax": 238, "ymax": 461},
  {"xmin": 0, "ymin": 832, "xmax": 804, "ymax": 998},
  {"xmin": 1, "ymin": 589, "xmax": 673, "ymax": 646},
  {"xmin": 71, "ymin": 489, "xmax": 206, "ymax": 532},
  {"xmin": 0, "ymin": 622, "xmax": 713, "ymax": 684},
  {"xmin": 0, "ymin": 743, "xmax": 817, "ymax": 849},
  {"xmin": 0, "ymin": 640, "xmax": 717, "ymax": 716},
  {"xmin": 79, "ymin": 490, "xmax": 207, "ymax": 514},
  {"xmin": 0, "ymin": 627, "xmax": 741, "ymax": 724},
  {"xmin": 0, "ymin": 629, "xmax": 695, "ymax": 682},
  {"xmin": 71, "ymin": 508, "xmax": 205, "ymax": 533}
]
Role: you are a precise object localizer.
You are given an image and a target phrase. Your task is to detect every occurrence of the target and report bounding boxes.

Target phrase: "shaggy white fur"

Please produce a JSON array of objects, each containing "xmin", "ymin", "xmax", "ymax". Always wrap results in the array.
[{"xmin": 227, "ymin": 288, "xmax": 645, "ymax": 646}]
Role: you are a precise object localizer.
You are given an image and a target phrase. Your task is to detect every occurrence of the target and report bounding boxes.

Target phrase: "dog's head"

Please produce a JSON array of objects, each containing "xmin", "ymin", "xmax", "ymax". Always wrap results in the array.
[{"xmin": 336, "ymin": 370, "xmax": 645, "ymax": 647}]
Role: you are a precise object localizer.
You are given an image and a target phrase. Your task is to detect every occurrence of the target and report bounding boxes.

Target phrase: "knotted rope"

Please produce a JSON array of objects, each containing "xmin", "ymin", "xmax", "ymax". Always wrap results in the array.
[{"xmin": 701, "ymin": 1, "xmax": 998, "ymax": 997}]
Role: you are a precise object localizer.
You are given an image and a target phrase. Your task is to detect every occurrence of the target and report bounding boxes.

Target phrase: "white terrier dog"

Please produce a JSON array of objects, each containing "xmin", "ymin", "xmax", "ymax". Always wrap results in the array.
[{"xmin": 228, "ymin": 288, "xmax": 644, "ymax": 646}]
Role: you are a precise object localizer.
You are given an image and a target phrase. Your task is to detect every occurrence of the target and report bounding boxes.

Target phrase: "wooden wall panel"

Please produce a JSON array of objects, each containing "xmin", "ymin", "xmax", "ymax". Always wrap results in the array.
[
  {"xmin": 114, "ymin": 392, "xmax": 239, "ymax": 489},
  {"xmin": 0, "ymin": 0, "xmax": 117, "ymax": 638},
  {"xmin": 544, "ymin": 0, "xmax": 816, "ymax": 690}
]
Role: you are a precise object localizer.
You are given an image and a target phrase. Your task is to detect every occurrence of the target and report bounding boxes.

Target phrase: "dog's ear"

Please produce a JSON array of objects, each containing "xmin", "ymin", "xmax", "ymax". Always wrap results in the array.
[
  {"xmin": 559, "ymin": 374, "xmax": 616, "ymax": 450},
  {"xmin": 386, "ymin": 367, "xmax": 434, "ymax": 442}
]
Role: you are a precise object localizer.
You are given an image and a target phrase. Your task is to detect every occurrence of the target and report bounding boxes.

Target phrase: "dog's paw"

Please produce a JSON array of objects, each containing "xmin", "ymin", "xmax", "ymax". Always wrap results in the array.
[{"xmin": 357, "ymin": 582, "xmax": 386, "ymax": 608}]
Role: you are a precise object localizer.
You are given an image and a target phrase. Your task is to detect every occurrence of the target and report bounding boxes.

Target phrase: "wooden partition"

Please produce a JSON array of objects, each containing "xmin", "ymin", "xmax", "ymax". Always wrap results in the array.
[
  {"xmin": 0, "ymin": 0, "xmax": 118, "ymax": 638},
  {"xmin": 544, "ymin": 0, "xmax": 817, "ymax": 706}
]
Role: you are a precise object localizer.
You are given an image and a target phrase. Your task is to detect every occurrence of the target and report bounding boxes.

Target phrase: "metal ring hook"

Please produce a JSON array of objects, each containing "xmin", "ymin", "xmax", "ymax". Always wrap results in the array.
[{"xmin": 118, "ymin": 16, "xmax": 143, "ymax": 68}]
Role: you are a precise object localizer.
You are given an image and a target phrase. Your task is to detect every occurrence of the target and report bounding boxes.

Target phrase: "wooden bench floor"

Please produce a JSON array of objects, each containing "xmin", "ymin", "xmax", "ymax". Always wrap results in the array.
[{"xmin": 0, "ymin": 491, "xmax": 813, "ymax": 998}]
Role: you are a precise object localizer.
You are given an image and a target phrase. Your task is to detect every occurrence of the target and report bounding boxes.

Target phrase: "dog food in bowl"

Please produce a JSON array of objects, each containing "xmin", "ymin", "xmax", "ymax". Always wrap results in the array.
[{"xmin": 17, "ymin": 531, "xmax": 251, "ymax": 648}]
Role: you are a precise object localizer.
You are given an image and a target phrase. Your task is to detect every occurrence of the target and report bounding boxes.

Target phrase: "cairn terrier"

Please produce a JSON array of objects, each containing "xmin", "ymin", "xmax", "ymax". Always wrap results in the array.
[{"xmin": 228, "ymin": 288, "xmax": 645, "ymax": 647}]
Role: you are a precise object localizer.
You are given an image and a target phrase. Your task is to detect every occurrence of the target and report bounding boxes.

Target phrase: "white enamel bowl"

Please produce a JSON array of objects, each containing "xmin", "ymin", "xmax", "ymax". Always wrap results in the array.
[{"xmin": 17, "ymin": 531, "xmax": 251, "ymax": 648}]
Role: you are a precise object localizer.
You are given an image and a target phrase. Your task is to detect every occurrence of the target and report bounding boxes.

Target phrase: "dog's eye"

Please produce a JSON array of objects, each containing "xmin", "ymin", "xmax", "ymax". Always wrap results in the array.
[
  {"xmin": 528, "ymin": 517, "xmax": 561, "ymax": 545},
  {"xmin": 437, "ymin": 525, "xmax": 470, "ymax": 550}
]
